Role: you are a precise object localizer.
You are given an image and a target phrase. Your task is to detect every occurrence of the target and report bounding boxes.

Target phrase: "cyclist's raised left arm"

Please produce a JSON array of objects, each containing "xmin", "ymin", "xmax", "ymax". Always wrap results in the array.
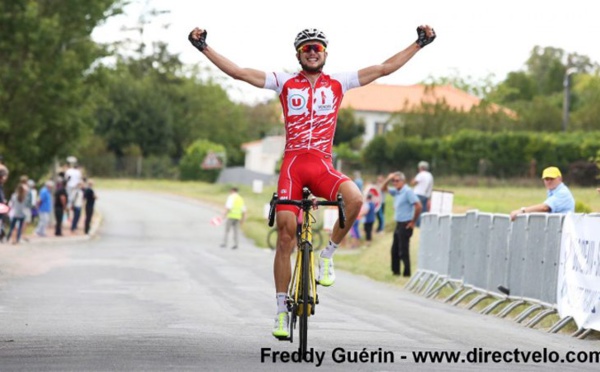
[{"xmin": 357, "ymin": 25, "xmax": 435, "ymax": 87}]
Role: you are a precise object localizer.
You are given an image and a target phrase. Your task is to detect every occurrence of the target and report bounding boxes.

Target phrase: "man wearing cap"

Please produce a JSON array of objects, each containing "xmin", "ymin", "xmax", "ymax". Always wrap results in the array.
[{"xmin": 510, "ymin": 166, "xmax": 575, "ymax": 221}]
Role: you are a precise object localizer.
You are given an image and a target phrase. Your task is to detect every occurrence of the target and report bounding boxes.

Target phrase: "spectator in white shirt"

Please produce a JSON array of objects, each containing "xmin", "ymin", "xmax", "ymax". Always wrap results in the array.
[
  {"xmin": 65, "ymin": 162, "xmax": 82, "ymax": 206},
  {"xmin": 410, "ymin": 161, "xmax": 434, "ymax": 228}
]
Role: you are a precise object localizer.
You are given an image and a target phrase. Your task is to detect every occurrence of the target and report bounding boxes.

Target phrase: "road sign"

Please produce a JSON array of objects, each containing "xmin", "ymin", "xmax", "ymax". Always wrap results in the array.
[{"xmin": 201, "ymin": 152, "xmax": 223, "ymax": 170}]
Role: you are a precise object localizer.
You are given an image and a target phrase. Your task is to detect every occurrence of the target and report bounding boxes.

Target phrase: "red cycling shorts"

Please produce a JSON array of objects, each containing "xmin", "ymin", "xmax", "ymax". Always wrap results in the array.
[{"xmin": 276, "ymin": 150, "xmax": 350, "ymax": 213}]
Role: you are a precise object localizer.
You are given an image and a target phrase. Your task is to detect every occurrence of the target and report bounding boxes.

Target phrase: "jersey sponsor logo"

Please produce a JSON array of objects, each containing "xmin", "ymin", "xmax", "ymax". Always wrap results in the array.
[
  {"xmin": 314, "ymin": 87, "xmax": 334, "ymax": 115},
  {"xmin": 287, "ymin": 89, "xmax": 309, "ymax": 116}
]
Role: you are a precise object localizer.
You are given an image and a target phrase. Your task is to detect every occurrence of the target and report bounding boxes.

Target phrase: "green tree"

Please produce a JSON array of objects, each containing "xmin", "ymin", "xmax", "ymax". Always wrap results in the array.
[
  {"xmin": 179, "ymin": 139, "xmax": 225, "ymax": 182},
  {"xmin": 94, "ymin": 47, "xmax": 253, "ymax": 166},
  {"xmin": 526, "ymin": 46, "xmax": 567, "ymax": 95},
  {"xmin": 570, "ymin": 74, "xmax": 600, "ymax": 131},
  {"xmin": 241, "ymin": 99, "xmax": 284, "ymax": 138},
  {"xmin": 0, "ymin": 0, "xmax": 122, "ymax": 184},
  {"xmin": 333, "ymin": 108, "xmax": 365, "ymax": 150},
  {"xmin": 0, "ymin": 0, "xmax": 124, "ymax": 183},
  {"xmin": 389, "ymin": 100, "xmax": 516, "ymax": 139},
  {"xmin": 94, "ymin": 58, "xmax": 177, "ymax": 157},
  {"xmin": 488, "ymin": 71, "xmax": 537, "ymax": 103},
  {"xmin": 423, "ymin": 70, "xmax": 498, "ymax": 98}
]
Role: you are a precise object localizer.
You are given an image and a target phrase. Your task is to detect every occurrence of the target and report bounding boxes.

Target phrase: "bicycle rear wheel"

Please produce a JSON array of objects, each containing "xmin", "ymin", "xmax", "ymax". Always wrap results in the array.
[
  {"xmin": 298, "ymin": 241, "xmax": 310, "ymax": 355},
  {"xmin": 312, "ymin": 229, "xmax": 324, "ymax": 250},
  {"xmin": 267, "ymin": 228, "xmax": 277, "ymax": 250}
]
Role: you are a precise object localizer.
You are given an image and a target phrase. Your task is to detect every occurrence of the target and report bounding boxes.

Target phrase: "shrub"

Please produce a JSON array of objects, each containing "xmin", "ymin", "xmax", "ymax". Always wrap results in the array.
[
  {"xmin": 575, "ymin": 201, "xmax": 592, "ymax": 213},
  {"xmin": 567, "ymin": 160, "xmax": 598, "ymax": 186},
  {"xmin": 179, "ymin": 139, "xmax": 226, "ymax": 182}
]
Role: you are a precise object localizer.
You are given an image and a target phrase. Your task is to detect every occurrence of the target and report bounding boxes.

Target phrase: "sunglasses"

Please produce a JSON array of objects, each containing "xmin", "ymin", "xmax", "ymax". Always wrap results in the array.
[
  {"xmin": 297, "ymin": 44, "xmax": 326, "ymax": 53},
  {"xmin": 392, "ymin": 179, "xmax": 401, "ymax": 182}
]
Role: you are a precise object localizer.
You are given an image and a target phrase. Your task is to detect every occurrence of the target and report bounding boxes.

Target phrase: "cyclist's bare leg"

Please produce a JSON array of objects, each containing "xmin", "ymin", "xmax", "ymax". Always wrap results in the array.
[
  {"xmin": 330, "ymin": 180, "xmax": 363, "ymax": 244},
  {"xmin": 274, "ymin": 210, "xmax": 297, "ymax": 293}
]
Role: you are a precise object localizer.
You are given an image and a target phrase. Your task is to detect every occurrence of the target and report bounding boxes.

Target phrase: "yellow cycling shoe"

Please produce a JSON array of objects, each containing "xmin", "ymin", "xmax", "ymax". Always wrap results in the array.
[
  {"xmin": 317, "ymin": 256, "xmax": 335, "ymax": 286},
  {"xmin": 272, "ymin": 312, "xmax": 290, "ymax": 338}
]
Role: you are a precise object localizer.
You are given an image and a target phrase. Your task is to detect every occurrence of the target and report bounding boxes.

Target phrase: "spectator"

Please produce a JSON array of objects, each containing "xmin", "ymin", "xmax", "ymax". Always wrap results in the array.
[
  {"xmin": 383, "ymin": 171, "xmax": 422, "ymax": 277},
  {"xmin": 27, "ymin": 179, "xmax": 38, "ymax": 225},
  {"xmin": 220, "ymin": 187, "xmax": 246, "ymax": 249},
  {"xmin": 0, "ymin": 161, "xmax": 9, "ymax": 240},
  {"xmin": 70, "ymin": 182, "xmax": 84, "ymax": 232},
  {"xmin": 6, "ymin": 181, "xmax": 28, "ymax": 244},
  {"xmin": 18, "ymin": 176, "xmax": 33, "ymax": 239},
  {"xmin": 510, "ymin": 166, "xmax": 575, "ymax": 221},
  {"xmin": 0, "ymin": 157, "xmax": 7, "ymax": 204},
  {"xmin": 54, "ymin": 179, "xmax": 68, "ymax": 236},
  {"xmin": 65, "ymin": 160, "xmax": 82, "ymax": 207},
  {"xmin": 375, "ymin": 174, "xmax": 387, "ymax": 233},
  {"xmin": 353, "ymin": 171, "xmax": 364, "ymax": 192},
  {"xmin": 35, "ymin": 180, "xmax": 53, "ymax": 237},
  {"xmin": 351, "ymin": 171, "xmax": 363, "ymax": 241},
  {"xmin": 83, "ymin": 179, "xmax": 97, "ymax": 235},
  {"xmin": 363, "ymin": 193, "xmax": 377, "ymax": 245},
  {"xmin": 410, "ymin": 161, "xmax": 434, "ymax": 227}
]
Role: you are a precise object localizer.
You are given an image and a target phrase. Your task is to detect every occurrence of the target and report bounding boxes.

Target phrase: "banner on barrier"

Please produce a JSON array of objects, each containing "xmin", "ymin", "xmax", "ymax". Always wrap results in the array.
[
  {"xmin": 430, "ymin": 189, "xmax": 454, "ymax": 214},
  {"xmin": 557, "ymin": 214, "xmax": 600, "ymax": 331}
]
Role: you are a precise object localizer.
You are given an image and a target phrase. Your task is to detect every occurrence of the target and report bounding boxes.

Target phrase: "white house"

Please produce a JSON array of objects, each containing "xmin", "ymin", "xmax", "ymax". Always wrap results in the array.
[{"xmin": 241, "ymin": 135, "xmax": 285, "ymax": 175}]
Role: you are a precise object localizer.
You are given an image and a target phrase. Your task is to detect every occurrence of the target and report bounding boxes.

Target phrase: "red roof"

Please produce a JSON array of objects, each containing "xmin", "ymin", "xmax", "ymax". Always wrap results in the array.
[{"xmin": 342, "ymin": 83, "xmax": 513, "ymax": 115}]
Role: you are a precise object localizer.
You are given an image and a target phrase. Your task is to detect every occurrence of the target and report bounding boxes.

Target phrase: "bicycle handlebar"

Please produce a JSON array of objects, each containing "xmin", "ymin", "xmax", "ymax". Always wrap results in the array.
[{"xmin": 268, "ymin": 189, "xmax": 346, "ymax": 229}]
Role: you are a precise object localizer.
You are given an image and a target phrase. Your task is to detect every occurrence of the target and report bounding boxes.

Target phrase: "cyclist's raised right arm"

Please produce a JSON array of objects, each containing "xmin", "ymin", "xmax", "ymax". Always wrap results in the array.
[{"xmin": 189, "ymin": 28, "xmax": 266, "ymax": 88}]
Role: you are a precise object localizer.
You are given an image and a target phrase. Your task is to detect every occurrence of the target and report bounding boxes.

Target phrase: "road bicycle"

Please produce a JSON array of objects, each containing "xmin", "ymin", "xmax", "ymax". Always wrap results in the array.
[
  {"xmin": 268, "ymin": 187, "xmax": 345, "ymax": 355},
  {"xmin": 266, "ymin": 223, "xmax": 325, "ymax": 250}
]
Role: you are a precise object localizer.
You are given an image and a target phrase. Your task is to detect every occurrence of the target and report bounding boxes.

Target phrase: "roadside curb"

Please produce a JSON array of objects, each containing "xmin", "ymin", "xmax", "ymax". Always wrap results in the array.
[{"xmin": 5, "ymin": 214, "xmax": 104, "ymax": 246}]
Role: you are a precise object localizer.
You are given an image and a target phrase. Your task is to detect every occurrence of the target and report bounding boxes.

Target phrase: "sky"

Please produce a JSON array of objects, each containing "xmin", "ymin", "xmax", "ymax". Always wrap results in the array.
[{"xmin": 92, "ymin": 0, "xmax": 600, "ymax": 104}]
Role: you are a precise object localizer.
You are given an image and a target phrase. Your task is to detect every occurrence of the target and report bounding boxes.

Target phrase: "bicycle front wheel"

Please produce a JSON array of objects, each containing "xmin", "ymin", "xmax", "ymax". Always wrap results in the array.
[{"xmin": 298, "ymin": 241, "xmax": 310, "ymax": 355}]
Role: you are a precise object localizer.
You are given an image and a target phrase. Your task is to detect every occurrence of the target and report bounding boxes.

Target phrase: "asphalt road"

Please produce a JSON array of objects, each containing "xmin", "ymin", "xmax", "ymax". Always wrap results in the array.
[{"xmin": 0, "ymin": 190, "xmax": 598, "ymax": 371}]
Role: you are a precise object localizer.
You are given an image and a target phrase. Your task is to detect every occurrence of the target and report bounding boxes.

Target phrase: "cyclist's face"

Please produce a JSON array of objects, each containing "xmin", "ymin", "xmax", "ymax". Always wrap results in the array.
[{"xmin": 297, "ymin": 43, "xmax": 327, "ymax": 73}]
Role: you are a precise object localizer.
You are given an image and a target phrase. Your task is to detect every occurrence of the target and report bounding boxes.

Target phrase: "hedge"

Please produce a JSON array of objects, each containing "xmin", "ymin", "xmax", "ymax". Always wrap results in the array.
[{"xmin": 362, "ymin": 130, "xmax": 600, "ymax": 181}]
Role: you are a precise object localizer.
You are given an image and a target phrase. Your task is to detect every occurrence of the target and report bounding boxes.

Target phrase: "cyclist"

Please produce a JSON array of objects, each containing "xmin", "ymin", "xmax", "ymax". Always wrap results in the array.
[{"xmin": 188, "ymin": 25, "xmax": 436, "ymax": 338}]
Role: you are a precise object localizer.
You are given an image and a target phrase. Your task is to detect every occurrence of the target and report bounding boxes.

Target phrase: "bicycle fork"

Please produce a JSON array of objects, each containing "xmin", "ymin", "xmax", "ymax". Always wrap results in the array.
[{"xmin": 294, "ymin": 245, "xmax": 317, "ymax": 317}]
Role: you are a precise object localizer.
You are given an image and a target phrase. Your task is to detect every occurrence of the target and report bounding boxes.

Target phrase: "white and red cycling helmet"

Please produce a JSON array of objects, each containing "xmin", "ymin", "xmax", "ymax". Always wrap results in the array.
[{"xmin": 293, "ymin": 28, "xmax": 328, "ymax": 49}]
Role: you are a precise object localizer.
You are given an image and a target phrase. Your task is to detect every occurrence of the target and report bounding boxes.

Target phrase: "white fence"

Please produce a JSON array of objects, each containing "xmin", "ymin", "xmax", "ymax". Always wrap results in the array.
[{"xmin": 408, "ymin": 210, "xmax": 595, "ymax": 338}]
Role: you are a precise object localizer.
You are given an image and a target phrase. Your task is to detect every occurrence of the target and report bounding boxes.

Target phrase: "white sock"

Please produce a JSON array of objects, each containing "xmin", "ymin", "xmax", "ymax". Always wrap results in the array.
[
  {"xmin": 276, "ymin": 292, "xmax": 287, "ymax": 313},
  {"xmin": 320, "ymin": 240, "xmax": 339, "ymax": 259}
]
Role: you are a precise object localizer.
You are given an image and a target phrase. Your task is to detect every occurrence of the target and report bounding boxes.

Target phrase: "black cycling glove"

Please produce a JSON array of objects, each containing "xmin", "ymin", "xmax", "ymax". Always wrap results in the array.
[
  {"xmin": 416, "ymin": 26, "xmax": 436, "ymax": 48},
  {"xmin": 189, "ymin": 30, "xmax": 208, "ymax": 52}
]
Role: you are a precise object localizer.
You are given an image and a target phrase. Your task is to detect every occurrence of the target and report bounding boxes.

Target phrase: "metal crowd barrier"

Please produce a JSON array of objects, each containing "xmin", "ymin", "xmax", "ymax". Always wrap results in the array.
[{"xmin": 407, "ymin": 210, "xmax": 586, "ymax": 336}]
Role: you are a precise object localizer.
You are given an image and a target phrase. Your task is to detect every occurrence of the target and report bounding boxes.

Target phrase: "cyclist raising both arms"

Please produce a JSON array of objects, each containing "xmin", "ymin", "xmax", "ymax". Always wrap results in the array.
[{"xmin": 188, "ymin": 25, "xmax": 436, "ymax": 338}]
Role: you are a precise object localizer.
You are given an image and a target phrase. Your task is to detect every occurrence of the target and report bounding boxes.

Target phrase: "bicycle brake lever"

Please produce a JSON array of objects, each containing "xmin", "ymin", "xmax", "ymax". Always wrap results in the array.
[
  {"xmin": 268, "ymin": 193, "xmax": 278, "ymax": 227},
  {"xmin": 337, "ymin": 193, "xmax": 346, "ymax": 229}
]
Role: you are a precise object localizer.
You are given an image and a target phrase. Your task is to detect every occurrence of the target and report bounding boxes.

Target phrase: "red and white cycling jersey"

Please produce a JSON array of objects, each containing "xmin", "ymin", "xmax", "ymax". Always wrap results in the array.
[
  {"xmin": 264, "ymin": 71, "xmax": 361, "ymax": 156},
  {"xmin": 264, "ymin": 70, "xmax": 361, "ymax": 208}
]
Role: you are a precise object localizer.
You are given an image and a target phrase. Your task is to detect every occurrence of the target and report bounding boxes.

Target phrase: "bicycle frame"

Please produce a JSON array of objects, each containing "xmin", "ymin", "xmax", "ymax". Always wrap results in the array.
[
  {"xmin": 268, "ymin": 187, "xmax": 345, "ymax": 353},
  {"xmin": 290, "ymin": 204, "xmax": 317, "ymax": 317}
]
